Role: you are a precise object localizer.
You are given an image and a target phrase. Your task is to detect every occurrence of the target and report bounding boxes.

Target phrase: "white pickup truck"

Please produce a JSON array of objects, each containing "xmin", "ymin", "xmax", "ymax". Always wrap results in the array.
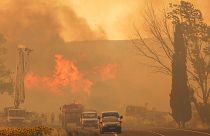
[{"xmin": 81, "ymin": 111, "xmax": 98, "ymax": 129}]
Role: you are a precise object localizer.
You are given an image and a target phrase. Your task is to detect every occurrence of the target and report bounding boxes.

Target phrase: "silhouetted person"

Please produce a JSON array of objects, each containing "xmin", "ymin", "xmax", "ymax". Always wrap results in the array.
[
  {"xmin": 58, "ymin": 113, "xmax": 62, "ymax": 123},
  {"xmin": 51, "ymin": 112, "xmax": 55, "ymax": 124}
]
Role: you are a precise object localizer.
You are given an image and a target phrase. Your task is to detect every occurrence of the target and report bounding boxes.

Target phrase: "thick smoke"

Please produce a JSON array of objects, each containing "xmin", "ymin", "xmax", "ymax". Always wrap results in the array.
[
  {"xmin": 0, "ymin": 0, "xmax": 106, "ymax": 45},
  {"xmin": 113, "ymin": 0, "xmax": 210, "ymax": 39},
  {"xmin": 0, "ymin": 0, "xmax": 107, "ymax": 97},
  {"xmin": 95, "ymin": 64, "xmax": 118, "ymax": 81},
  {"xmin": 1, "ymin": 0, "xmax": 208, "ymax": 114}
]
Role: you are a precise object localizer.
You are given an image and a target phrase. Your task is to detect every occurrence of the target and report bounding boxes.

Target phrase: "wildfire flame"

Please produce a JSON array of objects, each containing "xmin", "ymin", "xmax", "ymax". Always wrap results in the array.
[{"xmin": 25, "ymin": 54, "xmax": 92, "ymax": 95}]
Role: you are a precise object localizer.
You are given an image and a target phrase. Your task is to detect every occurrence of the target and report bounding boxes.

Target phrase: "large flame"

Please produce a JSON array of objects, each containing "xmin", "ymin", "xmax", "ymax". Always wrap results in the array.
[{"xmin": 25, "ymin": 54, "xmax": 92, "ymax": 95}]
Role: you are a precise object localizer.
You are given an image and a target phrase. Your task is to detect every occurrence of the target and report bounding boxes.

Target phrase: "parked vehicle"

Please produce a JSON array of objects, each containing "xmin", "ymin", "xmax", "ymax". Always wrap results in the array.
[
  {"xmin": 81, "ymin": 111, "xmax": 98, "ymax": 128},
  {"xmin": 98, "ymin": 111, "xmax": 123, "ymax": 134}
]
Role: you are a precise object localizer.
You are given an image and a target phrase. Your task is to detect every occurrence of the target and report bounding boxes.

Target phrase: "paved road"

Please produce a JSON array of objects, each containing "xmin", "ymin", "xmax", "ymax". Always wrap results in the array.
[
  {"xmin": 98, "ymin": 128, "xmax": 210, "ymax": 136},
  {"xmin": 65, "ymin": 127, "xmax": 210, "ymax": 136}
]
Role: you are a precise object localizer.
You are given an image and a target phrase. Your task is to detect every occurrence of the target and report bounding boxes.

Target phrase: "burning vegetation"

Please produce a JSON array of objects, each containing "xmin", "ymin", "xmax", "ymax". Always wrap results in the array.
[{"xmin": 25, "ymin": 54, "xmax": 93, "ymax": 95}]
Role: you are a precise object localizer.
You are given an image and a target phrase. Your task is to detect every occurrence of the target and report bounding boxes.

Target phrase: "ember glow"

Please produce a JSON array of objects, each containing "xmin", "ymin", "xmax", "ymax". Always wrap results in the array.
[{"xmin": 25, "ymin": 54, "xmax": 93, "ymax": 95}]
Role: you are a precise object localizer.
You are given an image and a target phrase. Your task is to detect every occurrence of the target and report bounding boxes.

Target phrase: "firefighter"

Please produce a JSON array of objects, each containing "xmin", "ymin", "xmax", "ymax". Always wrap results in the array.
[{"xmin": 51, "ymin": 112, "xmax": 55, "ymax": 124}]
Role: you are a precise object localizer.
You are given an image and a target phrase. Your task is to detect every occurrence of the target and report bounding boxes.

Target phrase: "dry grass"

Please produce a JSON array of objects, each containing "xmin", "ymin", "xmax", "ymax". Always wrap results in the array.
[{"xmin": 0, "ymin": 126, "xmax": 53, "ymax": 136}]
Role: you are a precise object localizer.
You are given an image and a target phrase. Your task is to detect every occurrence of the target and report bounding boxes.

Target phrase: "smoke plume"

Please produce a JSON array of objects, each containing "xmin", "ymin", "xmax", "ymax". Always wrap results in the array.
[
  {"xmin": 96, "ymin": 64, "xmax": 118, "ymax": 81},
  {"xmin": 0, "ymin": 0, "xmax": 106, "ymax": 45}
]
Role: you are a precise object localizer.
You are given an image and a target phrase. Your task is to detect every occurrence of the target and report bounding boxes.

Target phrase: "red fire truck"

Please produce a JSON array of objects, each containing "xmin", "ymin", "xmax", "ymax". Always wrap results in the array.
[{"xmin": 61, "ymin": 102, "xmax": 84, "ymax": 128}]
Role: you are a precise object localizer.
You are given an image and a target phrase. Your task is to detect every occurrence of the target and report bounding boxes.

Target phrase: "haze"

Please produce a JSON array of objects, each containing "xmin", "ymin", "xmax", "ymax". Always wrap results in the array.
[{"xmin": 0, "ymin": 0, "xmax": 209, "ymax": 116}]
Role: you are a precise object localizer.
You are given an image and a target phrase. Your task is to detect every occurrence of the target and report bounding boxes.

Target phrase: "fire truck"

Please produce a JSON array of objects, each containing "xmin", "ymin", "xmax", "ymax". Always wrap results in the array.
[
  {"xmin": 61, "ymin": 101, "xmax": 84, "ymax": 128},
  {"xmin": 5, "ymin": 46, "xmax": 32, "ymax": 126},
  {"xmin": 4, "ymin": 107, "xmax": 26, "ymax": 125}
]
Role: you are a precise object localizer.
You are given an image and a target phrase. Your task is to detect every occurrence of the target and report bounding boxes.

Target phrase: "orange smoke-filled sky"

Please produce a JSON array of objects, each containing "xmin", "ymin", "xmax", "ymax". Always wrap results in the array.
[
  {"xmin": 70, "ymin": 0, "xmax": 210, "ymax": 40},
  {"xmin": 0, "ymin": 0, "xmax": 209, "ymax": 42}
]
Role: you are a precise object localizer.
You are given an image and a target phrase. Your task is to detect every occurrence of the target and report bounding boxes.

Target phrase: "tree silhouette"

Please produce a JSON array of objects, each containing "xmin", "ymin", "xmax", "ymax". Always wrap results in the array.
[
  {"xmin": 167, "ymin": 1, "xmax": 210, "ymax": 124},
  {"xmin": 170, "ymin": 24, "xmax": 192, "ymax": 128},
  {"xmin": 0, "ymin": 33, "xmax": 13, "ymax": 94},
  {"xmin": 134, "ymin": 0, "xmax": 210, "ymax": 125}
]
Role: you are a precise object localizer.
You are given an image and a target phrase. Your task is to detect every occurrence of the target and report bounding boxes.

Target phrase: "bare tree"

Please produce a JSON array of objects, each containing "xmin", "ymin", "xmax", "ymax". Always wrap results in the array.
[
  {"xmin": 134, "ymin": 1, "xmax": 210, "ymax": 124},
  {"xmin": 133, "ymin": 4, "xmax": 174, "ymax": 75}
]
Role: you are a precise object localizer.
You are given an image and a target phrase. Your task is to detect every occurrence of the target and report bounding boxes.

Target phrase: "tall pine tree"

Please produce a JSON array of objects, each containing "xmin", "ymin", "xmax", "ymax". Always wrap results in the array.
[{"xmin": 170, "ymin": 24, "xmax": 192, "ymax": 128}]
